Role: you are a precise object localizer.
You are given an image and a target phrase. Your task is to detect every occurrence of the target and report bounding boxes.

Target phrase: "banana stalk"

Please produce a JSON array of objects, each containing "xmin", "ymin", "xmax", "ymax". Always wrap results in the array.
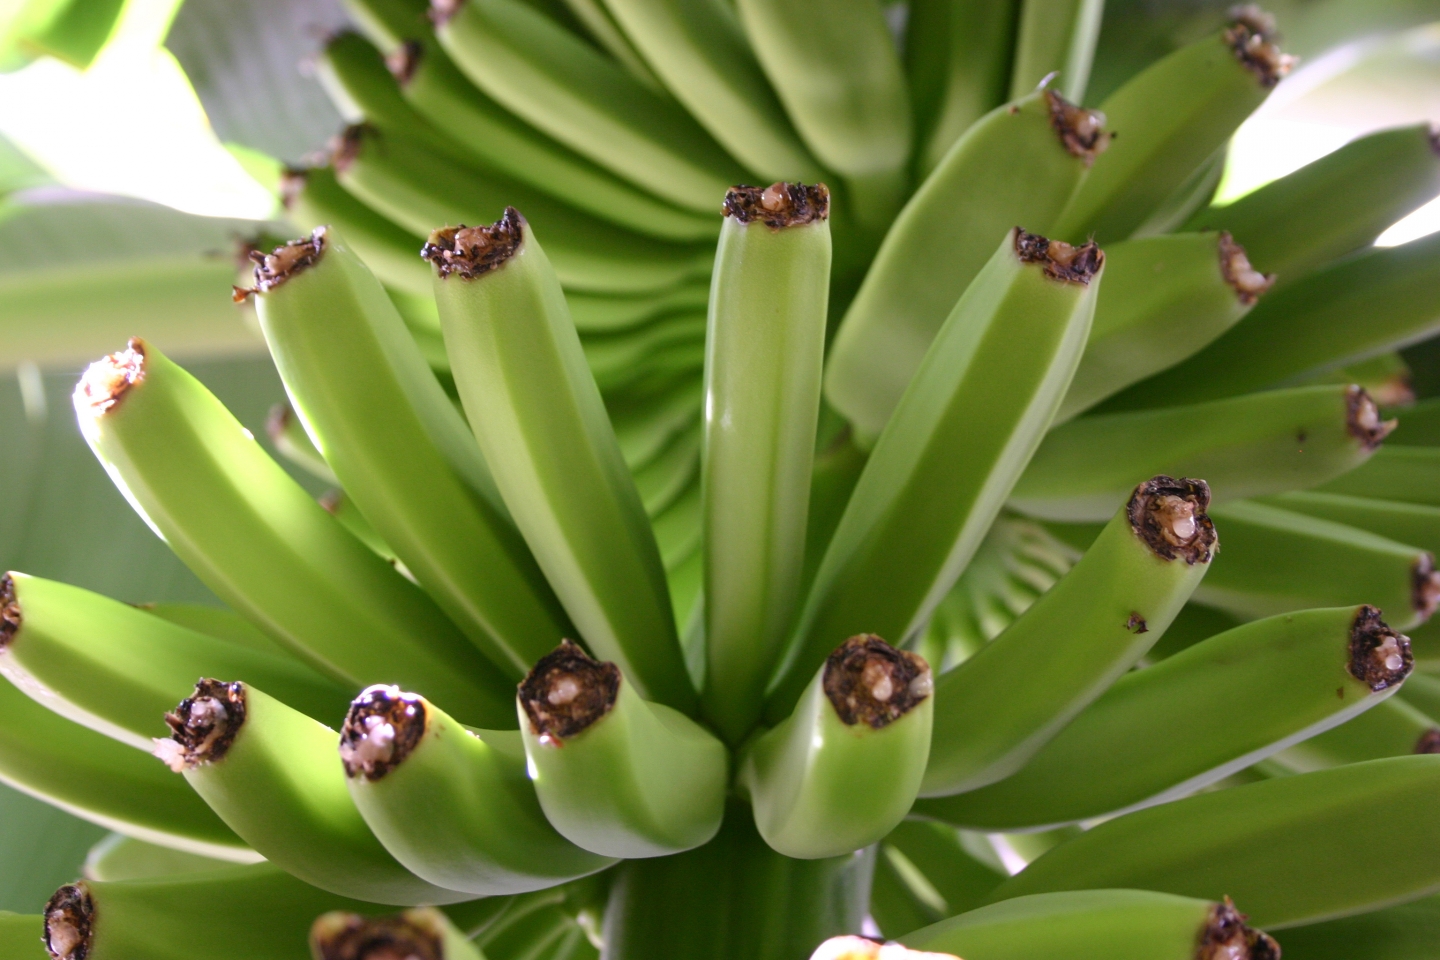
[
  {"xmin": 739, "ymin": 635, "xmax": 932, "ymax": 859},
  {"xmin": 824, "ymin": 92, "xmax": 1106, "ymax": 440},
  {"xmin": 917, "ymin": 604, "xmax": 1413, "ymax": 829},
  {"xmin": 428, "ymin": 211, "xmax": 695, "ymax": 711},
  {"xmin": 773, "ymin": 228, "xmax": 1103, "ymax": 721},
  {"xmin": 265, "ymin": 401, "xmax": 337, "ymax": 483},
  {"xmin": 701, "ymin": 184, "xmax": 831, "ymax": 743},
  {"xmin": 516, "ymin": 642, "xmax": 727, "ymax": 858},
  {"xmin": 156, "ymin": 679, "xmax": 471, "ymax": 905},
  {"xmin": 74, "ymin": 339, "xmax": 515, "ymax": 727},
  {"xmin": 310, "ymin": 908, "xmax": 483, "ymax": 960},
  {"xmin": 1269, "ymin": 695, "xmax": 1439, "ymax": 772},
  {"xmin": 1007, "ymin": 0, "xmax": 1105, "ymax": 103},
  {"xmin": 1011, "ymin": 385, "xmax": 1394, "ymax": 521},
  {"xmin": 340, "ymin": 684, "xmax": 616, "ymax": 894},
  {"xmin": 922, "ymin": 476, "xmax": 1215, "ymax": 796}
]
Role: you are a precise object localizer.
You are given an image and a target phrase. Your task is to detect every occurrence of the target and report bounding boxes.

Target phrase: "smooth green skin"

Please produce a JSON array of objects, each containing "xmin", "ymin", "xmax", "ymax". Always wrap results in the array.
[
  {"xmin": 1316, "ymin": 445, "xmax": 1440, "ymax": 506},
  {"xmin": 517, "ymin": 679, "xmax": 727, "ymax": 858},
  {"xmin": 76, "ymin": 341, "xmax": 515, "ymax": 727},
  {"xmin": 700, "ymin": 214, "xmax": 831, "ymax": 744},
  {"xmin": 84, "ymin": 835, "xmax": 235, "ymax": 881},
  {"xmin": 1270, "ymin": 696, "xmax": 1437, "ymax": 773},
  {"xmin": 0, "ymin": 913, "xmax": 44, "ymax": 960},
  {"xmin": 738, "ymin": 658, "xmax": 933, "ymax": 859},
  {"xmin": 1187, "ymin": 124, "xmax": 1440, "ymax": 281},
  {"xmin": 987, "ymin": 755, "xmax": 1440, "ymax": 928},
  {"xmin": 323, "ymin": 490, "xmax": 401, "ymax": 562},
  {"xmin": 1011, "ymin": 385, "xmax": 1380, "ymax": 521},
  {"xmin": 904, "ymin": 890, "xmax": 1224, "ymax": 960},
  {"xmin": 1051, "ymin": 29, "xmax": 1274, "ymax": 244},
  {"xmin": 255, "ymin": 230, "xmax": 571, "ymax": 678},
  {"xmin": 1110, "ymin": 230, "xmax": 1440, "ymax": 409},
  {"xmin": 1132, "ymin": 143, "xmax": 1228, "ymax": 237},
  {"xmin": 824, "ymin": 93, "xmax": 1091, "ymax": 441},
  {"xmin": 435, "ymin": 0, "xmax": 745, "ymax": 213},
  {"xmin": 553, "ymin": 0, "xmax": 662, "ymax": 90},
  {"xmin": 1196, "ymin": 500, "xmax": 1430, "ymax": 628},
  {"xmin": 181, "ymin": 685, "xmax": 470, "ymax": 905},
  {"xmin": 434, "ymin": 224, "xmax": 695, "ymax": 711},
  {"xmin": 920, "ymin": 498, "xmax": 1209, "ymax": 796},
  {"xmin": 906, "ymin": 0, "xmax": 1018, "ymax": 176},
  {"xmin": 140, "ymin": 603, "xmax": 292, "ymax": 657},
  {"xmin": 581, "ymin": 314, "xmax": 707, "ymax": 391},
  {"xmin": 348, "ymin": 697, "xmax": 614, "ymax": 894},
  {"xmin": 917, "ymin": 606, "xmax": 1390, "ymax": 829},
  {"xmin": 632, "ymin": 425, "xmax": 698, "ymax": 518},
  {"xmin": 598, "ymin": 0, "xmax": 824, "ymax": 184},
  {"xmin": 1400, "ymin": 670, "xmax": 1440, "ymax": 716},
  {"xmin": 0, "ymin": 673, "xmax": 251, "ymax": 860},
  {"xmin": 1264, "ymin": 491, "xmax": 1440, "ymax": 557},
  {"xmin": 1054, "ymin": 232, "xmax": 1254, "ymax": 421},
  {"xmin": 567, "ymin": 284, "xmax": 710, "ymax": 333},
  {"xmin": 1386, "ymin": 395, "xmax": 1440, "ymax": 446},
  {"xmin": 772, "ymin": 231, "xmax": 1100, "ymax": 721},
  {"xmin": 611, "ymin": 378, "xmax": 702, "ymax": 470},
  {"xmin": 267, "ymin": 402, "xmax": 337, "ymax": 483},
  {"xmin": 0, "ymin": 573, "xmax": 351, "ymax": 746},
  {"xmin": 335, "ymin": 127, "xmax": 712, "ymax": 295},
  {"xmin": 1007, "ymin": 0, "xmax": 1105, "ymax": 102},
  {"xmin": 653, "ymin": 484, "xmax": 701, "ymax": 570},
  {"xmin": 1276, "ymin": 892, "xmax": 1440, "ymax": 960},
  {"xmin": 882, "ymin": 821, "xmax": 1006, "ymax": 921}
]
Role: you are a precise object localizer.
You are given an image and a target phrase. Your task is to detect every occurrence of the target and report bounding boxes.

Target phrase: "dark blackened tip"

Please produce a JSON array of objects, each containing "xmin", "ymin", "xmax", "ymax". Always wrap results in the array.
[
  {"xmin": 722, "ymin": 182, "xmax": 829, "ymax": 227},
  {"xmin": 385, "ymin": 40, "xmax": 423, "ymax": 85},
  {"xmin": 1346, "ymin": 386, "xmax": 1396, "ymax": 452},
  {"xmin": 311, "ymin": 911, "xmax": 444, "ymax": 960},
  {"xmin": 1223, "ymin": 6, "xmax": 1295, "ymax": 88},
  {"xmin": 1043, "ymin": 90, "xmax": 1109, "ymax": 166},
  {"xmin": 1198, "ymin": 897, "xmax": 1279, "ymax": 960},
  {"xmin": 1348, "ymin": 605, "xmax": 1413, "ymax": 692},
  {"xmin": 519, "ymin": 640, "xmax": 619, "ymax": 743},
  {"xmin": 1415, "ymin": 728, "xmax": 1440, "ymax": 754},
  {"xmin": 0, "ymin": 574, "xmax": 18, "ymax": 648},
  {"xmin": 421, "ymin": 209, "xmax": 525, "ymax": 280},
  {"xmin": 1013, "ymin": 228, "xmax": 1104, "ymax": 284},
  {"xmin": 429, "ymin": 0, "xmax": 463, "ymax": 27},
  {"xmin": 44, "ymin": 883, "xmax": 92, "ymax": 960},
  {"xmin": 278, "ymin": 166, "xmax": 309, "ymax": 211},
  {"xmin": 1128, "ymin": 476, "xmax": 1216, "ymax": 564},
  {"xmin": 1218, "ymin": 232, "xmax": 1273, "ymax": 305},
  {"xmin": 822, "ymin": 635, "xmax": 932, "ymax": 730},
  {"xmin": 250, "ymin": 228, "xmax": 326, "ymax": 294},
  {"xmin": 1413, "ymin": 554, "xmax": 1440, "ymax": 621},
  {"xmin": 340, "ymin": 685, "xmax": 427, "ymax": 781},
  {"xmin": 1428, "ymin": 126, "xmax": 1440, "ymax": 158},
  {"xmin": 76, "ymin": 338, "xmax": 147, "ymax": 418},
  {"xmin": 330, "ymin": 123, "xmax": 372, "ymax": 173},
  {"xmin": 155, "ymin": 679, "xmax": 247, "ymax": 772}
]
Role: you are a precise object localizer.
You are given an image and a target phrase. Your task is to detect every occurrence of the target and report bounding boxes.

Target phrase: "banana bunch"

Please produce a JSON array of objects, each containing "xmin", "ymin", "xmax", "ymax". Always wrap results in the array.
[{"xmin": 9, "ymin": 1, "xmax": 1440, "ymax": 958}]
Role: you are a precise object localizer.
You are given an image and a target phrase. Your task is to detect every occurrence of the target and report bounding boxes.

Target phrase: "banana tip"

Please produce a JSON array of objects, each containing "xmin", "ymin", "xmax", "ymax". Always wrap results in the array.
[
  {"xmin": 1345, "ymin": 386, "xmax": 1396, "ymax": 452},
  {"xmin": 75, "ymin": 339, "xmax": 147, "ymax": 417},
  {"xmin": 245, "ymin": 227, "xmax": 327, "ymax": 296},
  {"xmin": 340, "ymin": 684, "xmax": 427, "ymax": 781},
  {"xmin": 311, "ymin": 911, "xmax": 444, "ymax": 960},
  {"xmin": 156, "ymin": 678, "xmax": 247, "ymax": 771},
  {"xmin": 1199, "ymin": 897, "xmax": 1280, "ymax": 960},
  {"xmin": 823, "ymin": 635, "xmax": 931, "ymax": 730},
  {"xmin": 421, "ymin": 209, "xmax": 525, "ymax": 280},
  {"xmin": 385, "ymin": 40, "xmax": 423, "ymax": 85},
  {"xmin": 43, "ymin": 883, "xmax": 93, "ymax": 960},
  {"xmin": 1223, "ymin": 6, "xmax": 1296, "ymax": 88},
  {"xmin": 723, "ymin": 183, "xmax": 830, "ymax": 227},
  {"xmin": 1128, "ymin": 476, "xmax": 1216, "ymax": 564},
  {"xmin": 1414, "ymin": 554, "xmax": 1440, "ymax": 621},
  {"xmin": 519, "ymin": 639, "xmax": 619, "ymax": 744},
  {"xmin": 429, "ymin": 0, "xmax": 462, "ymax": 27},
  {"xmin": 1415, "ymin": 728, "xmax": 1440, "ymax": 754},
  {"xmin": 0, "ymin": 574, "xmax": 19, "ymax": 648},
  {"xmin": 1043, "ymin": 90, "xmax": 1109, "ymax": 166},
  {"xmin": 1348, "ymin": 605, "xmax": 1413, "ymax": 692},
  {"xmin": 1013, "ymin": 229, "xmax": 1103, "ymax": 284},
  {"xmin": 1218, "ymin": 233, "xmax": 1273, "ymax": 304}
]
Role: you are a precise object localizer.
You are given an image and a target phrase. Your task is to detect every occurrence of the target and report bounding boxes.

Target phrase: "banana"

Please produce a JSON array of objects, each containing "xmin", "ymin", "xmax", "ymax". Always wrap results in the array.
[
  {"xmin": 1315, "ymin": 445, "xmax": 1440, "ymax": 506},
  {"xmin": 921, "ymin": 476, "xmax": 1215, "ymax": 796},
  {"xmin": 516, "ymin": 641, "xmax": 727, "ymax": 858},
  {"xmin": 881, "ymin": 822, "xmax": 1007, "ymax": 923},
  {"xmin": 609, "ymin": 377, "xmax": 702, "ymax": 470},
  {"xmin": 1051, "ymin": 11, "xmax": 1292, "ymax": 243},
  {"xmin": 137, "ymin": 602, "xmax": 292, "ymax": 657},
  {"xmin": 1273, "ymin": 892, "xmax": 1440, "ymax": 960},
  {"xmin": 319, "ymin": 489, "xmax": 403, "ymax": 565},
  {"xmin": 552, "ymin": 0, "xmax": 662, "ymax": 89},
  {"xmin": 156, "ymin": 679, "xmax": 472, "ymax": 905},
  {"xmin": 339, "ymin": 684, "xmax": 616, "ymax": 894},
  {"xmin": 700, "ymin": 183, "xmax": 831, "ymax": 743},
  {"xmin": 1186, "ymin": 123, "xmax": 1440, "ymax": 281},
  {"xmin": 1400, "ymin": 669, "xmax": 1440, "ymax": 712},
  {"xmin": 1312, "ymin": 352, "xmax": 1415, "ymax": 407},
  {"xmin": 567, "ymin": 283, "xmax": 710, "ymax": 334},
  {"xmin": 1011, "ymin": 384, "xmax": 1394, "ymax": 522},
  {"xmin": 74, "ymin": 339, "xmax": 516, "ymax": 728},
  {"xmin": 799, "ymin": 428, "xmax": 868, "ymax": 596},
  {"xmin": 265, "ymin": 401, "xmax": 337, "ymax": 483},
  {"xmin": 738, "ymin": 635, "xmax": 932, "ymax": 858},
  {"xmin": 1388, "ymin": 396, "xmax": 1440, "ymax": 445},
  {"xmin": 1194, "ymin": 499, "xmax": 1439, "ymax": 629},
  {"xmin": 83, "ymin": 834, "xmax": 235, "ymax": 881},
  {"xmin": 651, "ymin": 483, "xmax": 700, "ymax": 573},
  {"xmin": 0, "ymin": 572, "xmax": 351, "ymax": 746},
  {"xmin": 824, "ymin": 91, "xmax": 1106, "ymax": 440},
  {"xmin": 431, "ymin": 0, "xmax": 745, "ymax": 211},
  {"xmin": 632, "ymin": 426, "xmax": 698, "ymax": 518},
  {"xmin": 986, "ymin": 754, "xmax": 1440, "ymax": 927},
  {"xmin": 1056, "ymin": 231, "xmax": 1270, "ymax": 421},
  {"xmin": 1007, "ymin": 0, "xmax": 1105, "ymax": 102},
  {"xmin": 427, "ymin": 211, "xmax": 695, "ymax": 711},
  {"xmin": 251, "ymin": 227, "xmax": 573, "ymax": 678},
  {"xmin": 916, "ymin": 604, "xmax": 1413, "ymax": 829},
  {"xmin": 0, "ymin": 913, "xmax": 43, "ymax": 960},
  {"xmin": 1269, "ymin": 695, "xmax": 1439, "ymax": 772},
  {"xmin": 771, "ymin": 228, "xmax": 1102, "ymax": 721},
  {"xmin": 1262, "ymin": 491, "xmax": 1440, "ymax": 557},
  {"xmin": 580, "ymin": 313, "xmax": 707, "ymax": 392}
]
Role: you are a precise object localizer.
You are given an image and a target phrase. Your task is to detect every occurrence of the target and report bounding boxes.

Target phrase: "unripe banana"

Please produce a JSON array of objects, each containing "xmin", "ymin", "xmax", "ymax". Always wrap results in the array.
[
  {"xmin": 581, "ymin": 313, "xmax": 707, "ymax": 392},
  {"xmin": 516, "ymin": 641, "xmax": 727, "ymax": 858},
  {"xmin": 879, "ymin": 821, "xmax": 1006, "ymax": 926},
  {"xmin": 611, "ymin": 377, "xmax": 702, "ymax": 471},
  {"xmin": 265, "ymin": 401, "xmax": 337, "ymax": 483},
  {"xmin": 0, "ymin": 913, "xmax": 43, "ymax": 960},
  {"xmin": 1273, "ymin": 892, "xmax": 1440, "ymax": 960},
  {"xmin": 83, "ymin": 834, "xmax": 234, "ymax": 882},
  {"xmin": 567, "ymin": 284, "xmax": 710, "ymax": 334},
  {"xmin": 310, "ymin": 908, "xmax": 482, "ymax": 960},
  {"xmin": 1262, "ymin": 490, "xmax": 1440, "ymax": 558},
  {"xmin": 1007, "ymin": 0, "xmax": 1105, "ymax": 102},
  {"xmin": 739, "ymin": 635, "xmax": 932, "ymax": 858},
  {"xmin": 922, "ymin": 476, "xmax": 1215, "ymax": 796},
  {"xmin": 1269, "ymin": 695, "xmax": 1439, "ymax": 772},
  {"xmin": 1315, "ymin": 445, "xmax": 1440, "ymax": 506},
  {"xmin": 319, "ymin": 489, "xmax": 403, "ymax": 565},
  {"xmin": 631, "ymin": 426, "xmax": 699, "ymax": 518}
]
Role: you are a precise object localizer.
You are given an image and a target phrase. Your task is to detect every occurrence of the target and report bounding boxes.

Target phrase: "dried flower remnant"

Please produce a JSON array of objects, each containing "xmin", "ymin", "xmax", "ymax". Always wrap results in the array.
[
  {"xmin": 1014, "ymin": 229, "xmax": 1104, "ymax": 284},
  {"xmin": 385, "ymin": 40, "xmax": 424, "ymax": 85},
  {"xmin": 1414, "ymin": 728, "xmax": 1440, "ymax": 755},
  {"xmin": 823, "ymin": 635, "xmax": 932, "ymax": 729},
  {"xmin": 519, "ymin": 640, "xmax": 620, "ymax": 744},
  {"xmin": 248, "ymin": 228, "xmax": 327, "ymax": 295},
  {"xmin": 43, "ymin": 884, "xmax": 93, "ymax": 960},
  {"xmin": 341, "ymin": 685, "xmax": 428, "ymax": 781},
  {"xmin": 1128, "ymin": 477, "xmax": 1217, "ymax": 564},
  {"xmin": 1345, "ymin": 386, "xmax": 1397, "ymax": 452},
  {"xmin": 1223, "ymin": 6, "xmax": 1296, "ymax": 87},
  {"xmin": 0, "ymin": 575, "xmax": 21, "ymax": 647},
  {"xmin": 1045, "ymin": 90, "xmax": 1109, "ymax": 165},
  {"xmin": 75, "ymin": 339, "xmax": 146, "ymax": 417},
  {"xmin": 311, "ymin": 911, "xmax": 444, "ymax": 960},
  {"xmin": 1347, "ymin": 605, "xmax": 1413, "ymax": 692},
  {"xmin": 1197, "ymin": 897, "xmax": 1281, "ymax": 960},
  {"xmin": 1414, "ymin": 554, "xmax": 1440, "ymax": 621},
  {"xmin": 153, "ymin": 679, "xmax": 247, "ymax": 771},
  {"xmin": 722, "ymin": 182, "xmax": 830, "ymax": 227},
  {"xmin": 1218, "ymin": 233, "xmax": 1273, "ymax": 304},
  {"xmin": 422, "ymin": 209, "xmax": 527, "ymax": 279}
]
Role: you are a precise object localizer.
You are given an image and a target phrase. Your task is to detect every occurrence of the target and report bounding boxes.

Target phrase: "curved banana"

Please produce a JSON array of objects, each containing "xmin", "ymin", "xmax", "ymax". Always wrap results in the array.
[
  {"xmin": 265, "ymin": 401, "xmax": 337, "ymax": 483},
  {"xmin": 1315, "ymin": 445, "xmax": 1440, "ymax": 506},
  {"xmin": 1270, "ymin": 695, "xmax": 1439, "ymax": 772},
  {"xmin": 1007, "ymin": 0, "xmax": 1105, "ymax": 102}
]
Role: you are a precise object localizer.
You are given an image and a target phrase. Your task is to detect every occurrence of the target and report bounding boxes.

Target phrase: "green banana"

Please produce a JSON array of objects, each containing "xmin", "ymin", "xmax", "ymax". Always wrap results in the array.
[
  {"xmin": 310, "ymin": 908, "xmax": 486, "ymax": 960},
  {"xmin": 340, "ymin": 683, "xmax": 616, "ymax": 894},
  {"xmin": 1055, "ymin": 231, "xmax": 1270, "ymax": 420},
  {"xmin": 567, "ymin": 284, "xmax": 710, "ymax": 334},
  {"xmin": 265, "ymin": 401, "xmax": 337, "ymax": 483},
  {"xmin": 701, "ymin": 183, "xmax": 831, "ymax": 743},
  {"xmin": 1007, "ymin": 0, "xmax": 1105, "ymax": 102},
  {"xmin": 1314, "ymin": 445, "xmax": 1440, "ymax": 506},
  {"xmin": 916, "ymin": 604, "xmax": 1413, "ymax": 829},
  {"xmin": 0, "ymin": 913, "xmax": 44, "ymax": 960},
  {"xmin": 74, "ymin": 338, "xmax": 515, "ymax": 728},
  {"xmin": 631, "ymin": 426, "xmax": 699, "ymax": 518},
  {"xmin": 1262, "ymin": 491, "xmax": 1440, "ymax": 557},
  {"xmin": 921, "ymin": 476, "xmax": 1215, "ymax": 796},
  {"xmin": 431, "ymin": 0, "xmax": 745, "ymax": 211},
  {"xmin": 772, "ymin": 228, "xmax": 1103, "ymax": 720},
  {"xmin": 580, "ymin": 314, "xmax": 707, "ymax": 392},
  {"xmin": 880, "ymin": 822, "xmax": 1007, "ymax": 925},
  {"xmin": 1051, "ymin": 12, "xmax": 1292, "ymax": 243},
  {"xmin": 516, "ymin": 641, "xmax": 727, "ymax": 858},
  {"xmin": 1186, "ymin": 123, "xmax": 1440, "ymax": 281},
  {"xmin": 0, "ymin": 572, "xmax": 350, "ymax": 745},
  {"xmin": 427, "ymin": 211, "xmax": 695, "ymax": 711},
  {"xmin": 824, "ymin": 91, "xmax": 1106, "ymax": 441},
  {"xmin": 332, "ymin": 124, "xmax": 713, "ymax": 295},
  {"xmin": 251, "ymin": 227, "xmax": 573, "ymax": 678},
  {"xmin": 652, "ymin": 483, "xmax": 700, "ymax": 573},
  {"xmin": 1274, "ymin": 892, "xmax": 1440, "ymax": 960},
  {"xmin": 1011, "ymin": 384, "xmax": 1394, "ymax": 521},
  {"xmin": 552, "ymin": 0, "xmax": 662, "ymax": 89},
  {"xmin": 1387, "ymin": 396, "xmax": 1440, "ymax": 446},
  {"xmin": 83, "ymin": 834, "xmax": 235, "ymax": 881},
  {"xmin": 1319, "ymin": 352, "xmax": 1415, "ymax": 408},
  {"xmin": 137, "ymin": 602, "xmax": 293, "ymax": 657},
  {"xmin": 799, "ymin": 428, "xmax": 868, "ymax": 597},
  {"xmin": 986, "ymin": 754, "xmax": 1440, "ymax": 927},
  {"xmin": 610, "ymin": 377, "xmax": 701, "ymax": 470},
  {"xmin": 1195, "ymin": 499, "xmax": 1439, "ymax": 629},
  {"xmin": 1269, "ymin": 695, "xmax": 1439, "ymax": 772},
  {"xmin": 319, "ymin": 489, "xmax": 402, "ymax": 564},
  {"xmin": 739, "ymin": 635, "xmax": 932, "ymax": 859},
  {"xmin": 1399, "ymin": 669, "xmax": 1440, "ymax": 715},
  {"xmin": 156, "ymin": 679, "xmax": 472, "ymax": 904}
]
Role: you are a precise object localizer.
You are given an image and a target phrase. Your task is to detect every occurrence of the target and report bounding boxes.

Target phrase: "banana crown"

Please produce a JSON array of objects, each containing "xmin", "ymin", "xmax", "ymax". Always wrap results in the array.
[
  {"xmin": 153, "ymin": 679, "xmax": 247, "ymax": 772},
  {"xmin": 340, "ymin": 685, "xmax": 428, "ymax": 781},
  {"xmin": 721, "ymin": 182, "xmax": 830, "ymax": 228},
  {"xmin": 1126, "ymin": 476, "xmax": 1217, "ymax": 565},
  {"xmin": 823, "ymin": 635, "xmax": 932, "ymax": 730},
  {"xmin": 310, "ymin": 910, "xmax": 444, "ymax": 960},
  {"xmin": 519, "ymin": 640, "xmax": 622, "ymax": 744},
  {"xmin": 75, "ymin": 338, "xmax": 147, "ymax": 417},
  {"xmin": 42, "ymin": 883, "xmax": 92, "ymax": 960},
  {"xmin": 421, "ymin": 209, "xmax": 526, "ymax": 279},
  {"xmin": 1347, "ymin": 605, "xmax": 1414, "ymax": 691}
]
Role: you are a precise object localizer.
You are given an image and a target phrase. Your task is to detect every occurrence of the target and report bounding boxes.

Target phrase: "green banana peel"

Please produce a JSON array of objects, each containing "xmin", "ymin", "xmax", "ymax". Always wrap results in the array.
[
  {"xmin": 1007, "ymin": 0, "xmax": 1105, "ymax": 102},
  {"xmin": 1269, "ymin": 695, "xmax": 1439, "ymax": 773},
  {"xmin": 1273, "ymin": 892, "xmax": 1440, "ymax": 960},
  {"xmin": 1315, "ymin": 445, "xmax": 1440, "ymax": 507},
  {"xmin": 264, "ymin": 401, "xmax": 337, "ymax": 484},
  {"xmin": 0, "ymin": 913, "xmax": 44, "ymax": 960},
  {"xmin": 1261, "ymin": 491, "xmax": 1440, "ymax": 558}
]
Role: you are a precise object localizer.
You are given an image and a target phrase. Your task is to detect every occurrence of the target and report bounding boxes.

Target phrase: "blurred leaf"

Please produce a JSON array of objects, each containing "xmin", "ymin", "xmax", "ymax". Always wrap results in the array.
[
  {"xmin": 0, "ymin": 0, "xmax": 127, "ymax": 71},
  {"xmin": 0, "ymin": 134, "xmax": 51, "ymax": 197}
]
